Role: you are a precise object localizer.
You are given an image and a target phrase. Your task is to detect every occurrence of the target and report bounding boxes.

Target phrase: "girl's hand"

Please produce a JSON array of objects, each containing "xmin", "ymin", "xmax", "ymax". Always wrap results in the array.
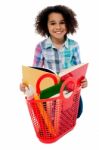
[
  {"xmin": 19, "ymin": 83, "xmax": 34, "ymax": 100},
  {"xmin": 19, "ymin": 83, "xmax": 27, "ymax": 92},
  {"xmin": 81, "ymin": 78, "xmax": 88, "ymax": 88}
]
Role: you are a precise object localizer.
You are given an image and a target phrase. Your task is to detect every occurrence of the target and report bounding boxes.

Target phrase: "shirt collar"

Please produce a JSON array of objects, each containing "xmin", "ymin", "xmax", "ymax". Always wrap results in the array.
[
  {"xmin": 44, "ymin": 37, "xmax": 69, "ymax": 49},
  {"xmin": 44, "ymin": 37, "xmax": 52, "ymax": 49},
  {"xmin": 64, "ymin": 37, "xmax": 69, "ymax": 48}
]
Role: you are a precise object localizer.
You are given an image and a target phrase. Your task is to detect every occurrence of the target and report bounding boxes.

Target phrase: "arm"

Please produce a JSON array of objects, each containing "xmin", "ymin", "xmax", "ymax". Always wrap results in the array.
[
  {"xmin": 73, "ymin": 43, "xmax": 88, "ymax": 88},
  {"xmin": 20, "ymin": 43, "xmax": 44, "ymax": 93},
  {"xmin": 72, "ymin": 43, "xmax": 81, "ymax": 65},
  {"xmin": 33, "ymin": 43, "xmax": 44, "ymax": 67}
]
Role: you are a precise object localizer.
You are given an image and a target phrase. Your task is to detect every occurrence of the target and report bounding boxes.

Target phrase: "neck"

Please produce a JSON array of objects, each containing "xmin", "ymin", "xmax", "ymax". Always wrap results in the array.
[
  {"xmin": 51, "ymin": 37, "xmax": 65, "ymax": 49},
  {"xmin": 51, "ymin": 37, "xmax": 64, "ymax": 44}
]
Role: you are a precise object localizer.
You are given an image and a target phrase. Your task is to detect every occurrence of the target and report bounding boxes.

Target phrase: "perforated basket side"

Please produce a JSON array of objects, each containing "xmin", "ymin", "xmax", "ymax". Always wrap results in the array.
[{"xmin": 26, "ymin": 88, "xmax": 81, "ymax": 143}]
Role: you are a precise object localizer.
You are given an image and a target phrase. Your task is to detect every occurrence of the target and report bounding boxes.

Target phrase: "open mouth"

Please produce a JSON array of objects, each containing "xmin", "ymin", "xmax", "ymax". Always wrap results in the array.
[{"xmin": 55, "ymin": 31, "xmax": 63, "ymax": 34}]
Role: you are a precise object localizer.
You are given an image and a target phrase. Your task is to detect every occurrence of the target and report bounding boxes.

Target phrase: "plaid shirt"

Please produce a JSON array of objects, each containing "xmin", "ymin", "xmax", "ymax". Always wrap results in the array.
[{"xmin": 33, "ymin": 37, "xmax": 81, "ymax": 73}]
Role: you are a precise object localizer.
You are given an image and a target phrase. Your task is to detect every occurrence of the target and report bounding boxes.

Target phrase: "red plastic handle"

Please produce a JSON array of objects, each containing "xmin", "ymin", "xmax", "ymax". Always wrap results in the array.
[
  {"xmin": 36, "ymin": 73, "xmax": 59, "ymax": 94},
  {"xmin": 59, "ymin": 77, "xmax": 77, "ymax": 110}
]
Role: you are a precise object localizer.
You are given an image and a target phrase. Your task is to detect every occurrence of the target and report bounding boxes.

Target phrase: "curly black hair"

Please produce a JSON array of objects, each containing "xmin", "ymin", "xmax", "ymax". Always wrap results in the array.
[{"xmin": 35, "ymin": 5, "xmax": 78, "ymax": 36}]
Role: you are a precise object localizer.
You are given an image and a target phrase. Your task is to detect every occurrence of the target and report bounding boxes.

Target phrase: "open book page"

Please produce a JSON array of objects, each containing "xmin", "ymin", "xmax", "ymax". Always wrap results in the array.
[
  {"xmin": 59, "ymin": 63, "xmax": 88, "ymax": 76},
  {"xmin": 31, "ymin": 66, "xmax": 56, "ymax": 74},
  {"xmin": 22, "ymin": 63, "xmax": 88, "ymax": 98},
  {"xmin": 59, "ymin": 63, "xmax": 88, "ymax": 82},
  {"xmin": 22, "ymin": 66, "xmax": 60, "ymax": 91}
]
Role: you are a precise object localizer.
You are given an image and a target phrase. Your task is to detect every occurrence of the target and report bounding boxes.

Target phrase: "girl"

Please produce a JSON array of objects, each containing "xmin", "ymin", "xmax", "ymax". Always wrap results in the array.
[{"xmin": 20, "ymin": 5, "xmax": 87, "ymax": 118}]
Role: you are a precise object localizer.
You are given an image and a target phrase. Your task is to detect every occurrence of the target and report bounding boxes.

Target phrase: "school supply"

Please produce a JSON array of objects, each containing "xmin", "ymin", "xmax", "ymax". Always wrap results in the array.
[
  {"xmin": 22, "ymin": 63, "xmax": 88, "ymax": 96},
  {"xmin": 26, "ymin": 76, "xmax": 82, "ymax": 143},
  {"xmin": 22, "ymin": 63, "xmax": 88, "ymax": 143},
  {"xmin": 25, "ymin": 84, "xmax": 56, "ymax": 136},
  {"xmin": 22, "ymin": 66, "xmax": 59, "ymax": 91}
]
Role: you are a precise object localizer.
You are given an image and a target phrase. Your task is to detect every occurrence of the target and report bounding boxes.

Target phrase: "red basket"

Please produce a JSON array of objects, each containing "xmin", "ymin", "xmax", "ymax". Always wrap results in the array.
[{"xmin": 26, "ymin": 75, "xmax": 81, "ymax": 143}]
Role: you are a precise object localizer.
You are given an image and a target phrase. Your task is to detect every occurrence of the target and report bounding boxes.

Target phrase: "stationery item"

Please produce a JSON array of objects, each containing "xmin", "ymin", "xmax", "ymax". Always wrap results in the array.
[
  {"xmin": 23, "ymin": 63, "xmax": 88, "ymax": 143},
  {"xmin": 25, "ymin": 85, "xmax": 56, "ymax": 136},
  {"xmin": 22, "ymin": 66, "xmax": 59, "ymax": 91},
  {"xmin": 22, "ymin": 63, "xmax": 88, "ymax": 95},
  {"xmin": 26, "ymin": 76, "xmax": 82, "ymax": 143},
  {"xmin": 40, "ymin": 82, "xmax": 63, "ymax": 99},
  {"xmin": 34, "ymin": 94, "xmax": 56, "ymax": 136}
]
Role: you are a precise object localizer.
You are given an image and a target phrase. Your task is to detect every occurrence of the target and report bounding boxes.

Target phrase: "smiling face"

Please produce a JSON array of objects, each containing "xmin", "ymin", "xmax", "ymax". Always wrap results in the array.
[{"xmin": 47, "ymin": 12, "xmax": 67, "ymax": 43}]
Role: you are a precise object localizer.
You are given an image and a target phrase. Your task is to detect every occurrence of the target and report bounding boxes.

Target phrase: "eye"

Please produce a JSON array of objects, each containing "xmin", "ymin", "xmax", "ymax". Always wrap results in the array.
[
  {"xmin": 60, "ymin": 21, "xmax": 65, "ymax": 24},
  {"xmin": 50, "ymin": 22, "xmax": 56, "ymax": 25}
]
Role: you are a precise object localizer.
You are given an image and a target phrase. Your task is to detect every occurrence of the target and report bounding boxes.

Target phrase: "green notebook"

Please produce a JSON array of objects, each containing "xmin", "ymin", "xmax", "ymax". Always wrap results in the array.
[{"xmin": 40, "ymin": 82, "xmax": 66, "ymax": 99}]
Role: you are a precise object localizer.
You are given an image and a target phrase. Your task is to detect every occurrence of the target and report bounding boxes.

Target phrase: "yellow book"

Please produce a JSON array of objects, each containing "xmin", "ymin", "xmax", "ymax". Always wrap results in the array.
[{"xmin": 22, "ymin": 66, "xmax": 60, "ymax": 91}]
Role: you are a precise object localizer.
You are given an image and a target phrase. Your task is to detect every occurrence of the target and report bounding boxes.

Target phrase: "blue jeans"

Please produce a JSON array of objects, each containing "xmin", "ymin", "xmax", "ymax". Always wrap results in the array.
[{"xmin": 77, "ymin": 96, "xmax": 83, "ymax": 118}]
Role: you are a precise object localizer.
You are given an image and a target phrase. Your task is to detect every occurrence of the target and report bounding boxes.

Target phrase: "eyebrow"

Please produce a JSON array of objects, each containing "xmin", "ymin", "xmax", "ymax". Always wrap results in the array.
[{"xmin": 48, "ymin": 19, "xmax": 65, "ymax": 23}]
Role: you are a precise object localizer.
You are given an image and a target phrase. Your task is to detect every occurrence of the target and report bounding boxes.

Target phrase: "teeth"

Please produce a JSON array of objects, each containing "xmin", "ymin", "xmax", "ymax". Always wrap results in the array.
[{"xmin": 56, "ymin": 32, "xmax": 61, "ymax": 33}]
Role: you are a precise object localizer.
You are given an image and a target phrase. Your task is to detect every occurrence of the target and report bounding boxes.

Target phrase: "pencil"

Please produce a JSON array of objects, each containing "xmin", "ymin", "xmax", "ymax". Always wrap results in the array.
[{"xmin": 34, "ymin": 94, "xmax": 56, "ymax": 136}]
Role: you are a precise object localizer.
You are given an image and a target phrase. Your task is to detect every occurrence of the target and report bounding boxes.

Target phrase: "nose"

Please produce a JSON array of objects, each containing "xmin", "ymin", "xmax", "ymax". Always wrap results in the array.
[{"xmin": 55, "ymin": 24, "xmax": 61, "ymax": 29}]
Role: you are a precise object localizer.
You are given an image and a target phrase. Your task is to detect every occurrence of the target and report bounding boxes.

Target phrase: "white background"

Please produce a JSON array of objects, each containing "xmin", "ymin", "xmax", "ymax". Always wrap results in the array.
[{"xmin": 0, "ymin": 0, "xmax": 99, "ymax": 149}]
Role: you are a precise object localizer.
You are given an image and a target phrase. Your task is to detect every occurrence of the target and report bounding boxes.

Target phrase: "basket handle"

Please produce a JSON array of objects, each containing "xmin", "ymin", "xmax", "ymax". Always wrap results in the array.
[
  {"xmin": 36, "ymin": 73, "xmax": 59, "ymax": 94},
  {"xmin": 59, "ymin": 77, "xmax": 77, "ymax": 109}
]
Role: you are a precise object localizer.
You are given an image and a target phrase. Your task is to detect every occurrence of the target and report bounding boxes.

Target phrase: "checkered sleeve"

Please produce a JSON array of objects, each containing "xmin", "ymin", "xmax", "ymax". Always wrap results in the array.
[
  {"xmin": 33, "ymin": 43, "xmax": 44, "ymax": 67},
  {"xmin": 72, "ymin": 43, "xmax": 81, "ymax": 65}
]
